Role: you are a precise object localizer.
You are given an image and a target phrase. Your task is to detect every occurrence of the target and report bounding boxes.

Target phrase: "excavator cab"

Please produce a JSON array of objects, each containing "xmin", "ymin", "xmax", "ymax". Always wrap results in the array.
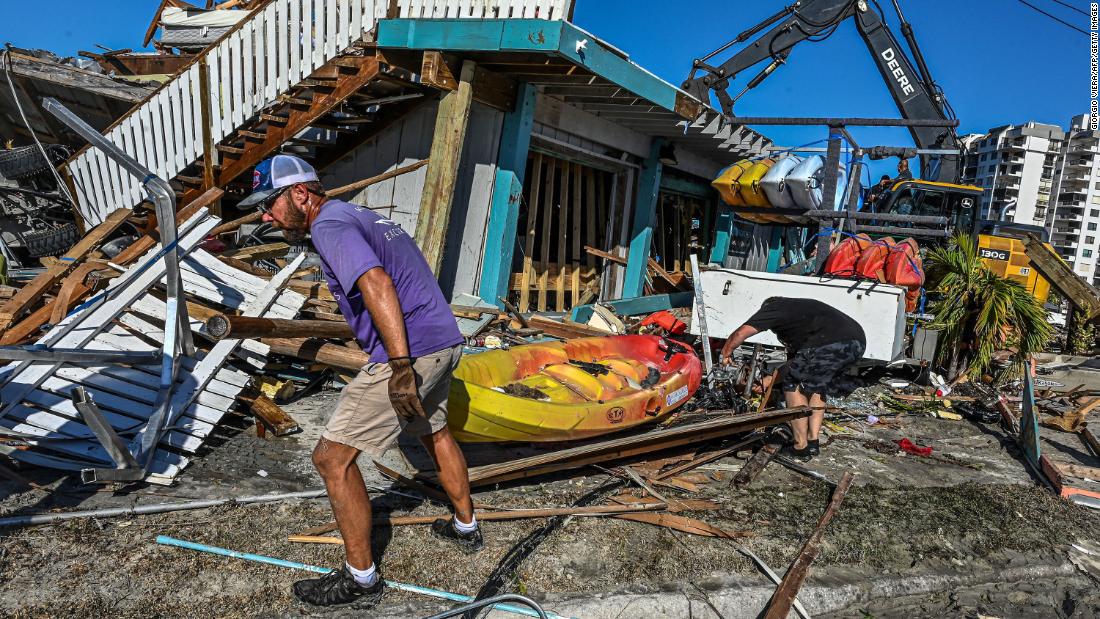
[
  {"xmin": 877, "ymin": 180, "xmax": 982, "ymax": 239},
  {"xmin": 975, "ymin": 221, "xmax": 1053, "ymax": 301}
]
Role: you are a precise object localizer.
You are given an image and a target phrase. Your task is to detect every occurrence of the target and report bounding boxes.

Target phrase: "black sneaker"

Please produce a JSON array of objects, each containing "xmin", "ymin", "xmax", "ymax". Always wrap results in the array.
[
  {"xmin": 807, "ymin": 439, "xmax": 820, "ymax": 457},
  {"xmin": 431, "ymin": 518, "xmax": 484, "ymax": 553},
  {"xmin": 780, "ymin": 444, "xmax": 813, "ymax": 463},
  {"xmin": 293, "ymin": 566, "xmax": 384, "ymax": 608}
]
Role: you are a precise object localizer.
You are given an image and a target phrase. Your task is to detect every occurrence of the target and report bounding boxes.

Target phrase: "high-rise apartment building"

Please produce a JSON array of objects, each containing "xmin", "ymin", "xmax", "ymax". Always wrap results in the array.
[{"xmin": 961, "ymin": 114, "xmax": 1100, "ymax": 283}]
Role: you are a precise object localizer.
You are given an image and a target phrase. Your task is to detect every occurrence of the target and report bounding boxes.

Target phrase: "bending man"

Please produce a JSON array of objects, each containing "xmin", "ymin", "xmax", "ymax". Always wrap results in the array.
[
  {"xmin": 241, "ymin": 155, "xmax": 480, "ymax": 609},
  {"xmin": 719, "ymin": 297, "xmax": 866, "ymax": 461}
]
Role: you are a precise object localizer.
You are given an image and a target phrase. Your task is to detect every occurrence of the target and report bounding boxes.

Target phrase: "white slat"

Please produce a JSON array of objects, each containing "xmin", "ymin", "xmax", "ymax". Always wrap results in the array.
[
  {"xmin": 180, "ymin": 66, "xmax": 198, "ymax": 163},
  {"xmin": 69, "ymin": 158, "xmax": 94, "ymax": 223},
  {"xmin": 137, "ymin": 104, "xmax": 155, "ymax": 173},
  {"xmin": 229, "ymin": 31, "xmax": 245, "ymax": 128},
  {"xmin": 108, "ymin": 126, "xmax": 134, "ymax": 204},
  {"xmin": 335, "ymin": 0, "xmax": 349, "ymax": 52},
  {"xmin": 314, "ymin": 0, "xmax": 328, "ymax": 70},
  {"xmin": 242, "ymin": 20, "xmax": 257, "ymax": 117},
  {"xmin": 350, "ymin": 0, "xmax": 364, "ymax": 45},
  {"xmin": 168, "ymin": 80, "xmax": 187, "ymax": 172},
  {"xmin": 86, "ymin": 149, "xmax": 109, "ymax": 224},
  {"xmin": 217, "ymin": 44, "xmax": 235, "ymax": 137},
  {"xmin": 265, "ymin": 2, "xmax": 279, "ymax": 102},
  {"xmin": 288, "ymin": 0, "xmax": 302, "ymax": 87},
  {"xmin": 149, "ymin": 91, "xmax": 168, "ymax": 180},
  {"xmin": 302, "ymin": 0, "xmax": 315, "ymax": 76}
]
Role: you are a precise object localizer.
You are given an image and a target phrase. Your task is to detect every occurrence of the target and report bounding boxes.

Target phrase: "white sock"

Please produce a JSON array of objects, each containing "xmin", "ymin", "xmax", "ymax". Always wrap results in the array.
[
  {"xmin": 346, "ymin": 561, "xmax": 379, "ymax": 587},
  {"xmin": 453, "ymin": 514, "xmax": 478, "ymax": 534}
]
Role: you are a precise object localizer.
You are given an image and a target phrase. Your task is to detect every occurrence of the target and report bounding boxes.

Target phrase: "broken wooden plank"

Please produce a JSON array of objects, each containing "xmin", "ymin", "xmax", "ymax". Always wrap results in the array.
[
  {"xmin": 326, "ymin": 159, "xmax": 428, "ymax": 198},
  {"xmin": 222, "ymin": 242, "xmax": 289, "ymax": 261},
  {"xmin": 526, "ymin": 314, "xmax": 612, "ymax": 339},
  {"xmin": 613, "ymin": 511, "xmax": 752, "ymax": 538},
  {"xmin": 289, "ymin": 502, "xmax": 668, "ymax": 543},
  {"xmin": 241, "ymin": 394, "xmax": 299, "ymax": 436},
  {"xmin": 762, "ymin": 471, "xmax": 855, "ymax": 619},
  {"xmin": 456, "ymin": 407, "xmax": 811, "ymax": 487},
  {"xmin": 0, "ymin": 208, "xmax": 132, "ymax": 330},
  {"xmin": 260, "ymin": 337, "xmax": 368, "ymax": 371},
  {"xmin": 733, "ymin": 442, "xmax": 780, "ymax": 488}
]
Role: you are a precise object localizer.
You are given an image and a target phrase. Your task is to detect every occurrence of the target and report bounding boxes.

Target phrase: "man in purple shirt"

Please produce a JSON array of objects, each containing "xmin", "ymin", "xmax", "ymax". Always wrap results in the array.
[{"xmin": 240, "ymin": 155, "xmax": 480, "ymax": 609}]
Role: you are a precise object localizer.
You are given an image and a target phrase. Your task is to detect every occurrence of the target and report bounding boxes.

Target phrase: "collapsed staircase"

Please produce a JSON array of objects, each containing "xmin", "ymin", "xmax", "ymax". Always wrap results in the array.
[{"xmin": 63, "ymin": 0, "xmax": 574, "ymax": 225}]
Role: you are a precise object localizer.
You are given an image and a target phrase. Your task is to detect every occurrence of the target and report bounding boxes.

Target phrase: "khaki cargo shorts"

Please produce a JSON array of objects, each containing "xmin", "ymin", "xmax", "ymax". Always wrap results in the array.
[{"xmin": 322, "ymin": 344, "xmax": 462, "ymax": 456}]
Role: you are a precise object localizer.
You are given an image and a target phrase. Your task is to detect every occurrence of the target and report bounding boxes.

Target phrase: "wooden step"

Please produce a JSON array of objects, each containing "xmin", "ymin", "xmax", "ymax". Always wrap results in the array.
[
  {"xmin": 260, "ymin": 112, "xmax": 289, "ymax": 124},
  {"xmin": 176, "ymin": 175, "xmax": 203, "ymax": 186},
  {"xmin": 216, "ymin": 144, "xmax": 246, "ymax": 156},
  {"xmin": 238, "ymin": 129, "xmax": 267, "ymax": 140}
]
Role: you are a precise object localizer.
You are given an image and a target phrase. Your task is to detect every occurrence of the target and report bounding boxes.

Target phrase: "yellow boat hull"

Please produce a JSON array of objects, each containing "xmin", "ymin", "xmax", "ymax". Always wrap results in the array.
[{"xmin": 447, "ymin": 335, "xmax": 702, "ymax": 443}]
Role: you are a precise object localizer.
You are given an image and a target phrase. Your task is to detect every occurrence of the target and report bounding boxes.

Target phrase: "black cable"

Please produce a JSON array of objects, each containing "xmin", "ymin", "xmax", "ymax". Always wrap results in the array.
[
  {"xmin": 1047, "ymin": 0, "xmax": 1088, "ymax": 16},
  {"xmin": 1017, "ymin": 0, "xmax": 1089, "ymax": 35}
]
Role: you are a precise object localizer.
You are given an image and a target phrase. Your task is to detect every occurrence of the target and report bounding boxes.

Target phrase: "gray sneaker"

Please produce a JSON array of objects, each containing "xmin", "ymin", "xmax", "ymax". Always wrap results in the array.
[{"xmin": 431, "ymin": 518, "xmax": 484, "ymax": 553}]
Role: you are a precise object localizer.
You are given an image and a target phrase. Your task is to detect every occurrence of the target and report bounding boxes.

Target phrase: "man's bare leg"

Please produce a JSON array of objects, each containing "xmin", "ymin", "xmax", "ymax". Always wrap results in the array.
[
  {"xmin": 420, "ymin": 426, "xmax": 474, "ymax": 523},
  {"xmin": 784, "ymin": 388, "xmax": 810, "ymax": 449},
  {"xmin": 807, "ymin": 393, "xmax": 827, "ymax": 442},
  {"xmin": 312, "ymin": 437, "xmax": 374, "ymax": 568}
]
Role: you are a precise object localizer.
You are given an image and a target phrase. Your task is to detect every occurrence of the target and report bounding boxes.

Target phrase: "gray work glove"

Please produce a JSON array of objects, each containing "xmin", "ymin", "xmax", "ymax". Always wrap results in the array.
[{"xmin": 388, "ymin": 357, "xmax": 426, "ymax": 420}]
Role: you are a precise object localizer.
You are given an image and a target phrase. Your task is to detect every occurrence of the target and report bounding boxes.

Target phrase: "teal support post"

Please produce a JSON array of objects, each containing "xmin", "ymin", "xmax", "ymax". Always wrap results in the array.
[
  {"xmin": 621, "ymin": 139, "xmax": 664, "ymax": 298},
  {"xmin": 478, "ymin": 82, "xmax": 537, "ymax": 305},
  {"xmin": 765, "ymin": 227, "xmax": 784, "ymax": 273},
  {"xmin": 709, "ymin": 204, "xmax": 734, "ymax": 265}
]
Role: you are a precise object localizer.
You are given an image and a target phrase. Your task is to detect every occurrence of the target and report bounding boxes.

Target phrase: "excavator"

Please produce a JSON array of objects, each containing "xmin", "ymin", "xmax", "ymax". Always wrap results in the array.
[{"xmin": 682, "ymin": 0, "xmax": 1057, "ymax": 300}]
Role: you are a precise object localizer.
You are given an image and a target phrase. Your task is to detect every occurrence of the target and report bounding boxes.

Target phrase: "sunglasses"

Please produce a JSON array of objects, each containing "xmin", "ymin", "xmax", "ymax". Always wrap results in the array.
[{"xmin": 257, "ymin": 186, "xmax": 289, "ymax": 214}]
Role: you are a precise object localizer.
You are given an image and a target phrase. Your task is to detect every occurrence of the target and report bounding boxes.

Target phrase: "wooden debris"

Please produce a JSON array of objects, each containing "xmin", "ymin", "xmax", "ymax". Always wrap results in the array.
[
  {"xmin": 657, "ymin": 439, "xmax": 763, "ymax": 481},
  {"xmin": 0, "ymin": 208, "xmax": 131, "ymax": 330},
  {"xmin": 223, "ymin": 242, "xmax": 290, "ymax": 262},
  {"xmin": 260, "ymin": 337, "xmax": 368, "ymax": 371},
  {"xmin": 1041, "ymin": 396, "xmax": 1100, "ymax": 433},
  {"xmin": 209, "ymin": 210, "xmax": 262, "ymax": 237},
  {"xmin": 621, "ymin": 465, "xmax": 670, "ymax": 504},
  {"xmin": 207, "ymin": 314, "xmax": 354, "ymax": 340},
  {"xmin": 762, "ymin": 471, "xmax": 855, "ymax": 619},
  {"xmin": 289, "ymin": 502, "xmax": 669, "ymax": 543},
  {"xmin": 241, "ymin": 394, "xmax": 299, "ymax": 436},
  {"xmin": 733, "ymin": 442, "xmax": 780, "ymax": 488},
  {"xmin": 326, "ymin": 159, "xmax": 429, "ymax": 197},
  {"xmin": 454, "ymin": 407, "xmax": 811, "ymax": 487},
  {"xmin": 527, "ymin": 314, "xmax": 615, "ymax": 339},
  {"xmin": 1081, "ymin": 426, "xmax": 1100, "ymax": 459},
  {"xmin": 613, "ymin": 511, "xmax": 752, "ymax": 539}
]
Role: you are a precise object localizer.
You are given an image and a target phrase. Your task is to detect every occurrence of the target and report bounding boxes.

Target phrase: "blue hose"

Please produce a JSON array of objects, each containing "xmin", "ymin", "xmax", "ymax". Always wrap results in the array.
[{"xmin": 155, "ymin": 536, "xmax": 576, "ymax": 619}]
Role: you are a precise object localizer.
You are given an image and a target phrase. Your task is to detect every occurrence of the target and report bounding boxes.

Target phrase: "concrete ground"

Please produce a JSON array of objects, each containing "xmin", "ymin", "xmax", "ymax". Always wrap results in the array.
[{"xmin": 0, "ymin": 385, "xmax": 1098, "ymax": 618}]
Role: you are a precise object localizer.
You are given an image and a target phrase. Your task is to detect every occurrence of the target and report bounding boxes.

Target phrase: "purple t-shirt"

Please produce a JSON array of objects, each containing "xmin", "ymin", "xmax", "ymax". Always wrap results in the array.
[{"xmin": 309, "ymin": 200, "xmax": 462, "ymax": 362}]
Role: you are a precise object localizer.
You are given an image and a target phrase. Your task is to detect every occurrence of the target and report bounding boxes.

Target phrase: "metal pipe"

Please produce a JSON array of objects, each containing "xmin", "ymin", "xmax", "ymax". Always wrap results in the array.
[
  {"xmin": 800, "ymin": 210, "xmax": 948, "ymax": 224},
  {"xmin": 855, "ymin": 225, "xmax": 951, "ymax": 237},
  {"xmin": 42, "ymin": 97, "xmax": 194, "ymax": 480},
  {"xmin": 729, "ymin": 116, "xmax": 958, "ymax": 127},
  {"xmin": 766, "ymin": 146, "xmax": 959, "ymax": 155},
  {"xmin": 425, "ymin": 595, "xmax": 550, "ymax": 619},
  {"xmin": 155, "ymin": 536, "xmax": 571, "ymax": 619},
  {"xmin": 0, "ymin": 347, "xmax": 160, "ymax": 363},
  {"xmin": 0, "ymin": 490, "xmax": 327, "ymax": 528}
]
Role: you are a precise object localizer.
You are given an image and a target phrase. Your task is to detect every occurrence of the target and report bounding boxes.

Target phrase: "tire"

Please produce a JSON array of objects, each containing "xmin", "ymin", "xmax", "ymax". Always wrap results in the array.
[
  {"xmin": 23, "ymin": 223, "xmax": 79, "ymax": 258},
  {"xmin": 0, "ymin": 145, "xmax": 67, "ymax": 181}
]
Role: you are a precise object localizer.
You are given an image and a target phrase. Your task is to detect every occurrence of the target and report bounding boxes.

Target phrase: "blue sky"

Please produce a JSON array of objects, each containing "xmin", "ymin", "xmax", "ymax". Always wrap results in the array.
[{"xmin": 0, "ymin": 0, "xmax": 1087, "ymax": 181}]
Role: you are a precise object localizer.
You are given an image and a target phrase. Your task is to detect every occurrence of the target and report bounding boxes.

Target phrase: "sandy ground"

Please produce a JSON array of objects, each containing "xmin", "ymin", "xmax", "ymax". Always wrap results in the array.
[{"xmin": 0, "ymin": 386, "xmax": 1099, "ymax": 618}]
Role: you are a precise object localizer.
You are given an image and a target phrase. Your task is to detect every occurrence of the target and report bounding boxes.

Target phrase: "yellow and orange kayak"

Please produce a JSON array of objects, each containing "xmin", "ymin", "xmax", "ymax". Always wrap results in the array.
[
  {"xmin": 712, "ymin": 160, "xmax": 754, "ymax": 207},
  {"xmin": 448, "ymin": 335, "xmax": 702, "ymax": 442}
]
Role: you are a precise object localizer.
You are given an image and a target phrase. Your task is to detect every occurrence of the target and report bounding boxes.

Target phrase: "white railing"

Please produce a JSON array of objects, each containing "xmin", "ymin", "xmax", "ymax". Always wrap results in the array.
[{"xmin": 64, "ymin": 0, "xmax": 572, "ymax": 225}]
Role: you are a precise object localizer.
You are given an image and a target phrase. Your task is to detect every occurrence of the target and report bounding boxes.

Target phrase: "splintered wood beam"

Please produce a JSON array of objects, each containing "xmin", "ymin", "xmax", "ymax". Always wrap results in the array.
[
  {"xmin": 181, "ymin": 56, "xmax": 382, "ymax": 206},
  {"xmin": 452, "ymin": 407, "xmax": 812, "ymax": 487},
  {"xmin": 763, "ymin": 471, "xmax": 855, "ymax": 619},
  {"xmin": 414, "ymin": 59, "xmax": 476, "ymax": 275},
  {"xmin": 206, "ymin": 314, "xmax": 353, "ymax": 340},
  {"xmin": 326, "ymin": 159, "xmax": 428, "ymax": 197},
  {"xmin": 241, "ymin": 394, "xmax": 299, "ymax": 436},
  {"xmin": 260, "ymin": 337, "xmax": 369, "ymax": 370}
]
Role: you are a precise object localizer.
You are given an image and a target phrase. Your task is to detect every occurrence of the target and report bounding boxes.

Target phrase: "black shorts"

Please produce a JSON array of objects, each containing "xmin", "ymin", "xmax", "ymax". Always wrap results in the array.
[{"xmin": 780, "ymin": 339, "xmax": 865, "ymax": 398}]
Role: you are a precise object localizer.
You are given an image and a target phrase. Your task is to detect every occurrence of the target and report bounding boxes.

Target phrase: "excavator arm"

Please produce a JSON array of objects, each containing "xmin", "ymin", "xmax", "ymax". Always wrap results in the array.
[{"xmin": 683, "ymin": 0, "xmax": 959, "ymax": 183}]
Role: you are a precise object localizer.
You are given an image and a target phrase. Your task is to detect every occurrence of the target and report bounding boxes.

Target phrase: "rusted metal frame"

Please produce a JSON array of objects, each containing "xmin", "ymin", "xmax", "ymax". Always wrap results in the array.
[{"xmin": 762, "ymin": 471, "xmax": 855, "ymax": 619}]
